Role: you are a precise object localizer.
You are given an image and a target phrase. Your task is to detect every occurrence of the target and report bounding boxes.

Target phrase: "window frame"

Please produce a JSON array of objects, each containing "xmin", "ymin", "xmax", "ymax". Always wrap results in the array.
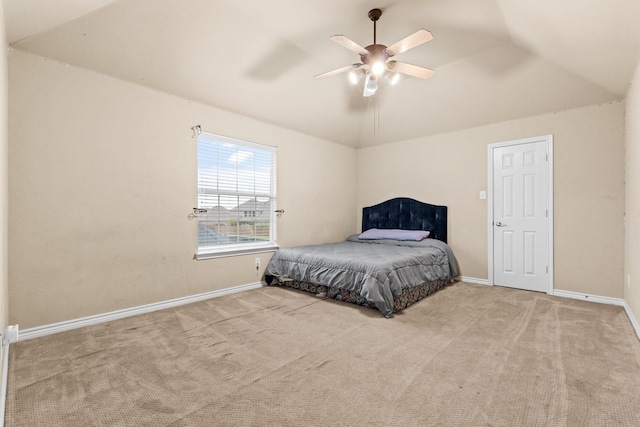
[{"xmin": 195, "ymin": 131, "xmax": 278, "ymax": 260}]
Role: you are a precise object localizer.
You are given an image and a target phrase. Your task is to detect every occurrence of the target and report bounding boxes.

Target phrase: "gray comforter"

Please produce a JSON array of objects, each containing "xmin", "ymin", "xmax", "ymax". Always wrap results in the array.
[{"xmin": 265, "ymin": 235, "xmax": 458, "ymax": 318}]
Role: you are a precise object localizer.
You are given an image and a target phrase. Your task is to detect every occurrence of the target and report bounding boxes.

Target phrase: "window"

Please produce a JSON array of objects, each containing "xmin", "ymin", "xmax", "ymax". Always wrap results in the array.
[{"xmin": 196, "ymin": 131, "xmax": 277, "ymax": 258}]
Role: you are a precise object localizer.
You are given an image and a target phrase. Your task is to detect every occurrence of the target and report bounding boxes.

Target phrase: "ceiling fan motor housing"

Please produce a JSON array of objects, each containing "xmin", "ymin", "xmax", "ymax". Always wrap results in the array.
[{"xmin": 361, "ymin": 44, "xmax": 389, "ymax": 65}]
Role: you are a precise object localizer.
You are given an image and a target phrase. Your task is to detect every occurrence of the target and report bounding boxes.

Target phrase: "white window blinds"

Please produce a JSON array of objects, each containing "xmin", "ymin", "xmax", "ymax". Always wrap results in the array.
[{"xmin": 196, "ymin": 131, "xmax": 277, "ymax": 257}]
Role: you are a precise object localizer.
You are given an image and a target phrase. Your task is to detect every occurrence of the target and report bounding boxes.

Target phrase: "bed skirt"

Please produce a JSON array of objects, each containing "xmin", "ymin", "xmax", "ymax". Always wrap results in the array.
[{"xmin": 270, "ymin": 277, "xmax": 452, "ymax": 314}]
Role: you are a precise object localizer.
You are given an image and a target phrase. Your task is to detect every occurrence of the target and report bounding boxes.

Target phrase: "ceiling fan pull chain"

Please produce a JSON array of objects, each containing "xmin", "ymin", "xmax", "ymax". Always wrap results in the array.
[{"xmin": 373, "ymin": 100, "xmax": 380, "ymax": 135}]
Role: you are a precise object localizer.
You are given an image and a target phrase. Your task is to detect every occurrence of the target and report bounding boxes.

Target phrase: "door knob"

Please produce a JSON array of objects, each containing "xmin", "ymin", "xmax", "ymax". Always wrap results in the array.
[{"xmin": 495, "ymin": 221, "xmax": 507, "ymax": 227}]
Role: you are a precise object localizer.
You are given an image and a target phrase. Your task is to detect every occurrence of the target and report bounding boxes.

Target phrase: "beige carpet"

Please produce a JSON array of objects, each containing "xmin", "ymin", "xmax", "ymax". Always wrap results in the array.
[{"xmin": 6, "ymin": 282, "xmax": 640, "ymax": 426}]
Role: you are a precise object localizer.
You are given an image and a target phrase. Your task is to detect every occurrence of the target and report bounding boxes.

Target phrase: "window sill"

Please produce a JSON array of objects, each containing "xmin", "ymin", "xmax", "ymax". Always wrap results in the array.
[{"xmin": 195, "ymin": 245, "xmax": 279, "ymax": 260}]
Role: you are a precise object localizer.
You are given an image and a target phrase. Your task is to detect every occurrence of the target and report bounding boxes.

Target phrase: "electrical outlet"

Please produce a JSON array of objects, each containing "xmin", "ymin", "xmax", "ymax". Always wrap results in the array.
[{"xmin": 255, "ymin": 257, "xmax": 261, "ymax": 269}]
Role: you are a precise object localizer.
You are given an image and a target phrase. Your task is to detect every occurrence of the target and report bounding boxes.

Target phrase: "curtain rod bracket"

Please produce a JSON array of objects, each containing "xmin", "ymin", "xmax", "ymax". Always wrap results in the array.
[{"xmin": 191, "ymin": 125, "xmax": 202, "ymax": 138}]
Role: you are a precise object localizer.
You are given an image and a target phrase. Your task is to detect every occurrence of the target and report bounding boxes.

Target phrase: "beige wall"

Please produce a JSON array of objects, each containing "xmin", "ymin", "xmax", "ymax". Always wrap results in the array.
[
  {"xmin": 358, "ymin": 102, "xmax": 625, "ymax": 299},
  {"xmin": 625, "ymin": 60, "xmax": 640, "ymax": 325},
  {"xmin": 8, "ymin": 49, "xmax": 356, "ymax": 329},
  {"xmin": 0, "ymin": 3, "xmax": 8, "ymax": 331}
]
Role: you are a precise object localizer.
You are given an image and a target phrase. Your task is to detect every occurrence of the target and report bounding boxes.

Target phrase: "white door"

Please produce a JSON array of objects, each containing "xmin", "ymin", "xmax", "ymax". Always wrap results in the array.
[{"xmin": 490, "ymin": 136, "xmax": 552, "ymax": 293}]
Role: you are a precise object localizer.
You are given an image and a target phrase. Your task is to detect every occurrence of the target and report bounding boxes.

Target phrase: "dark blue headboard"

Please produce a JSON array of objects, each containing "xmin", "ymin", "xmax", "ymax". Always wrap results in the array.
[{"xmin": 362, "ymin": 198, "xmax": 448, "ymax": 243}]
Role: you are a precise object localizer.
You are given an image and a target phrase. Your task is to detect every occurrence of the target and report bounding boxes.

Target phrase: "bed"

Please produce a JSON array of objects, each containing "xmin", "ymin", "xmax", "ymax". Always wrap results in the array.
[{"xmin": 264, "ymin": 198, "xmax": 459, "ymax": 318}]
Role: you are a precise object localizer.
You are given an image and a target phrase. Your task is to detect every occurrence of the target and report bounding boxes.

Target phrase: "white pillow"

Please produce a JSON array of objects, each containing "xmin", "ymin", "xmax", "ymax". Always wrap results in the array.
[{"xmin": 358, "ymin": 228, "xmax": 430, "ymax": 241}]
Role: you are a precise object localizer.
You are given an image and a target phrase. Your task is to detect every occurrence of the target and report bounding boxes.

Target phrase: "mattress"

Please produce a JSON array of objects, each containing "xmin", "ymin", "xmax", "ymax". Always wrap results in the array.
[{"xmin": 265, "ymin": 234, "xmax": 458, "ymax": 317}]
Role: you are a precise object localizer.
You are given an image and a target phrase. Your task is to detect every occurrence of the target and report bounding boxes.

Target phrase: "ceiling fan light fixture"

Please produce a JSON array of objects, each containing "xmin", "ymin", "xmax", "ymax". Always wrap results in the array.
[
  {"xmin": 370, "ymin": 60, "xmax": 385, "ymax": 76},
  {"xmin": 349, "ymin": 69, "xmax": 364, "ymax": 84},
  {"xmin": 385, "ymin": 71, "xmax": 400, "ymax": 85},
  {"xmin": 363, "ymin": 73, "xmax": 378, "ymax": 97}
]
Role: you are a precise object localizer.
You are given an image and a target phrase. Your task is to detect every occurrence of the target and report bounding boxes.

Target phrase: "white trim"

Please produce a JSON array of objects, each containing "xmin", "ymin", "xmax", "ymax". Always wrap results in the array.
[
  {"xmin": 0, "ymin": 342, "xmax": 9, "ymax": 427},
  {"xmin": 195, "ymin": 246, "xmax": 278, "ymax": 260},
  {"xmin": 19, "ymin": 282, "xmax": 265, "ymax": 341},
  {"xmin": 459, "ymin": 276, "xmax": 491, "ymax": 286},
  {"xmin": 487, "ymin": 134, "xmax": 554, "ymax": 294},
  {"xmin": 547, "ymin": 136, "xmax": 555, "ymax": 294},
  {"xmin": 552, "ymin": 289, "xmax": 625, "ymax": 306},
  {"xmin": 624, "ymin": 302, "xmax": 640, "ymax": 341}
]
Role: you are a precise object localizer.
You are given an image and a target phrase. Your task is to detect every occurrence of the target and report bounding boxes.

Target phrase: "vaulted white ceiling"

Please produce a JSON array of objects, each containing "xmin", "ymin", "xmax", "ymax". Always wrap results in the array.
[{"xmin": 4, "ymin": 0, "xmax": 640, "ymax": 148}]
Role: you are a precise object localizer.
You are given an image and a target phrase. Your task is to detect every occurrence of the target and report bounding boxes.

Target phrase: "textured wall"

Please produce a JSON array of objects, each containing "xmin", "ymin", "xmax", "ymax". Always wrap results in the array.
[
  {"xmin": 0, "ymin": 3, "xmax": 8, "ymax": 330},
  {"xmin": 625, "ymin": 60, "xmax": 640, "ymax": 328},
  {"xmin": 8, "ymin": 50, "xmax": 357, "ymax": 328},
  {"xmin": 358, "ymin": 102, "xmax": 625, "ymax": 299}
]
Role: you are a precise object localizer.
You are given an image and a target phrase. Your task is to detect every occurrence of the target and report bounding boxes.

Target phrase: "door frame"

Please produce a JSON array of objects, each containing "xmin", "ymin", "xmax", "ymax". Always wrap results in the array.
[{"xmin": 487, "ymin": 134, "xmax": 554, "ymax": 294}]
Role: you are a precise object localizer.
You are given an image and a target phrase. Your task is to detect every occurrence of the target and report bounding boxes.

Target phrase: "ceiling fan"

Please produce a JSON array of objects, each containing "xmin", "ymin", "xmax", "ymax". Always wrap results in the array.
[{"xmin": 315, "ymin": 8, "xmax": 434, "ymax": 97}]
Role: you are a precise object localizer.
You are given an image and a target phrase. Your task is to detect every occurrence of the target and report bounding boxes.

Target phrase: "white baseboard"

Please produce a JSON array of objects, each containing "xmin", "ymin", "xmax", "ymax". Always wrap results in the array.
[
  {"xmin": 624, "ymin": 302, "xmax": 640, "ymax": 342},
  {"xmin": 552, "ymin": 289, "xmax": 625, "ymax": 306},
  {"xmin": 0, "ymin": 342, "xmax": 9, "ymax": 427},
  {"xmin": 459, "ymin": 276, "xmax": 491, "ymax": 286},
  {"xmin": 15, "ymin": 279, "xmax": 640, "ymax": 344},
  {"xmin": 19, "ymin": 282, "xmax": 265, "ymax": 342}
]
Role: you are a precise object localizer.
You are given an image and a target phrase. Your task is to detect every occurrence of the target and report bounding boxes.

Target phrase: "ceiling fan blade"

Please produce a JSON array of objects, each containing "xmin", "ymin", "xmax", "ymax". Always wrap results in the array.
[
  {"xmin": 385, "ymin": 29, "xmax": 433, "ymax": 57},
  {"xmin": 388, "ymin": 61, "xmax": 434, "ymax": 79},
  {"xmin": 314, "ymin": 63, "xmax": 362, "ymax": 79},
  {"xmin": 329, "ymin": 35, "xmax": 370, "ymax": 56}
]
